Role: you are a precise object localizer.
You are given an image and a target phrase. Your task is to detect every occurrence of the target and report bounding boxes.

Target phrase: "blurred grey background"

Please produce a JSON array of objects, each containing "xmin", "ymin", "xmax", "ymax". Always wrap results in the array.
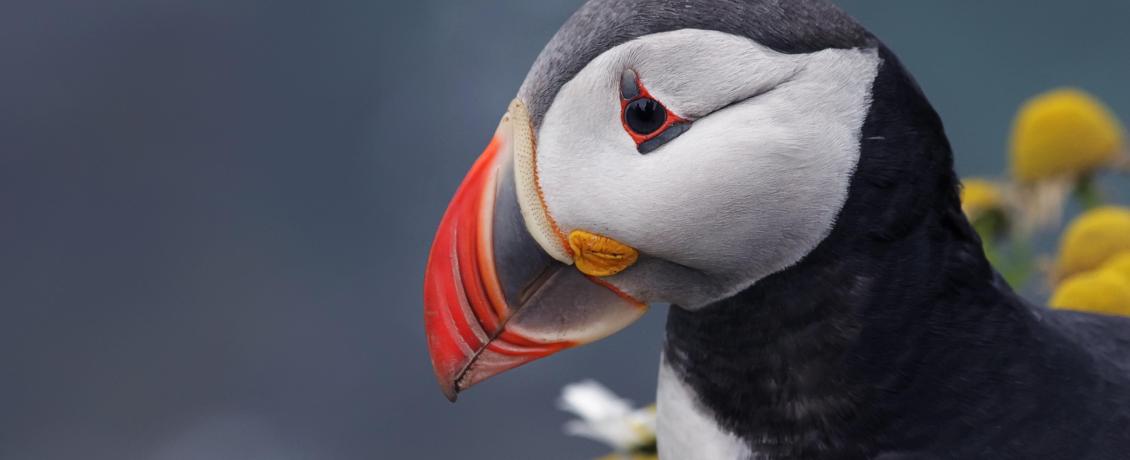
[{"xmin": 2, "ymin": 1, "xmax": 1129, "ymax": 459}]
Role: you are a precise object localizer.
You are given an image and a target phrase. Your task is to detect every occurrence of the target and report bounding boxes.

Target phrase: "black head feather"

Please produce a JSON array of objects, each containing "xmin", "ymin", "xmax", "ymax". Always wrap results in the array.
[{"xmin": 519, "ymin": 0, "xmax": 875, "ymax": 129}]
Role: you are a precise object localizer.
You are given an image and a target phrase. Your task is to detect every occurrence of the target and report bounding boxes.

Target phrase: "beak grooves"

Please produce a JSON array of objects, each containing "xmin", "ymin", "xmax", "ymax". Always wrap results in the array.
[
  {"xmin": 425, "ymin": 102, "xmax": 651, "ymax": 402},
  {"xmin": 424, "ymin": 132, "xmax": 575, "ymax": 401}
]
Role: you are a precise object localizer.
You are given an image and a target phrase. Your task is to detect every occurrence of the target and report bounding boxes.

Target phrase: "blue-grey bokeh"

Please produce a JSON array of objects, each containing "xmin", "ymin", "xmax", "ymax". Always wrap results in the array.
[{"xmin": 2, "ymin": 1, "xmax": 1128, "ymax": 459}]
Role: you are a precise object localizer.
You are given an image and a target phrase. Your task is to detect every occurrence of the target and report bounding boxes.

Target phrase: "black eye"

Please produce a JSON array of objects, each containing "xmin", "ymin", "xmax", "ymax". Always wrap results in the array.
[
  {"xmin": 619, "ymin": 69, "xmax": 691, "ymax": 154},
  {"xmin": 624, "ymin": 98, "xmax": 667, "ymax": 135}
]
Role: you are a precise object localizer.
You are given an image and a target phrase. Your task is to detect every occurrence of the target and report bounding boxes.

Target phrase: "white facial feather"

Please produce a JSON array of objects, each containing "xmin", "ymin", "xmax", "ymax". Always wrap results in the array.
[{"xmin": 533, "ymin": 29, "xmax": 880, "ymax": 308}]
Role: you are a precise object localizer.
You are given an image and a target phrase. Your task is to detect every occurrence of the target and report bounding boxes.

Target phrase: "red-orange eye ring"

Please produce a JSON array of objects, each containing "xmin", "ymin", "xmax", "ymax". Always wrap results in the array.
[{"xmin": 619, "ymin": 69, "xmax": 690, "ymax": 154}]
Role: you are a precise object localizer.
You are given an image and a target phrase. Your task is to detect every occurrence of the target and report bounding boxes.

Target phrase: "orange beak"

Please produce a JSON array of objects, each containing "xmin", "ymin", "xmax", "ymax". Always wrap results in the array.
[{"xmin": 423, "ymin": 113, "xmax": 647, "ymax": 401}]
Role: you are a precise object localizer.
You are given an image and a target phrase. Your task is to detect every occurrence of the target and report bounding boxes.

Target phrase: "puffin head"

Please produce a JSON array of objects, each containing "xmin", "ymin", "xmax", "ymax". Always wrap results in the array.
[{"xmin": 424, "ymin": 0, "xmax": 929, "ymax": 400}]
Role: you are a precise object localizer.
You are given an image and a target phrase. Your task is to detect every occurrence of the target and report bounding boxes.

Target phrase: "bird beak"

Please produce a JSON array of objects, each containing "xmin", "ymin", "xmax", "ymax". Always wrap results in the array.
[{"xmin": 424, "ymin": 101, "xmax": 648, "ymax": 401}]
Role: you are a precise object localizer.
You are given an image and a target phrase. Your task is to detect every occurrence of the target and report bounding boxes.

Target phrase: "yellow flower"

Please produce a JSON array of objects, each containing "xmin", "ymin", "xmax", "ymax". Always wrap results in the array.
[
  {"xmin": 1010, "ymin": 88, "xmax": 1125, "ymax": 183},
  {"xmin": 1050, "ymin": 270, "xmax": 1130, "ymax": 317},
  {"xmin": 1055, "ymin": 206, "xmax": 1130, "ymax": 280},
  {"xmin": 960, "ymin": 178, "xmax": 1005, "ymax": 219},
  {"xmin": 1100, "ymin": 251, "xmax": 1130, "ymax": 284}
]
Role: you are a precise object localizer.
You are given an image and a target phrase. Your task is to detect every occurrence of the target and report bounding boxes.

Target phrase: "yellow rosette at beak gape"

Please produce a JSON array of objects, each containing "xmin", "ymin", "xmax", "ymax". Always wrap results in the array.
[
  {"xmin": 1049, "ymin": 207, "xmax": 1130, "ymax": 317},
  {"xmin": 1009, "ymin": 88, "xmax": 1128, "ymax": 231}
]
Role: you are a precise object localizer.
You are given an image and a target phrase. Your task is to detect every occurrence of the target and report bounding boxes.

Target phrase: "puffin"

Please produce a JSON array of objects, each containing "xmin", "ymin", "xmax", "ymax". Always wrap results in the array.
[{"xmin": 421, "ymin": 0, "xmax": 1130, "ymax": 458}]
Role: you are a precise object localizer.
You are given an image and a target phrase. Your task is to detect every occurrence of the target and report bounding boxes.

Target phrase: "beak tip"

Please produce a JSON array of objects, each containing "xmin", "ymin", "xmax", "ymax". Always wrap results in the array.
[
  {"xmin": 424, "ymin": 332, "xmax": 466, "ymax": 403},
  {"xmin": 428, "ymin": 351, "xmax": 462, "ymax": 402},
  {"xmin": 441, "ymin": 384, "xmax": 459, "ymax": 403}
]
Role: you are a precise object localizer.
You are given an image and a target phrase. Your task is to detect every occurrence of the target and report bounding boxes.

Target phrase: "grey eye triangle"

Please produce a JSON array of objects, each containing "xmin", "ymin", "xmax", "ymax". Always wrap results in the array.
[{"xmin": 620, "ymin": 68, "xmax": 640, "ymax": 100}]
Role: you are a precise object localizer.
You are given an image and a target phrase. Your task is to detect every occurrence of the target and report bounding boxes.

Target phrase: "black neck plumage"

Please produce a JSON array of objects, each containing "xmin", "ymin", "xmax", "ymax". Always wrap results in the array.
[{"xmin": 663, "ymin": 46, "xmax": 1109, "ymax": 458}]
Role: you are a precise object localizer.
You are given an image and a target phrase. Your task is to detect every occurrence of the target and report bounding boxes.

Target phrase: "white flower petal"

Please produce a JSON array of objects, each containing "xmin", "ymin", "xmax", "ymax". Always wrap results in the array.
[
  {"xmin": 557, "ymin": 380, "xmax": 633, "ymax": 421},
  {"xmin": 558, "ymin": 380, "xmax": 657, "ymax": 452}
]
